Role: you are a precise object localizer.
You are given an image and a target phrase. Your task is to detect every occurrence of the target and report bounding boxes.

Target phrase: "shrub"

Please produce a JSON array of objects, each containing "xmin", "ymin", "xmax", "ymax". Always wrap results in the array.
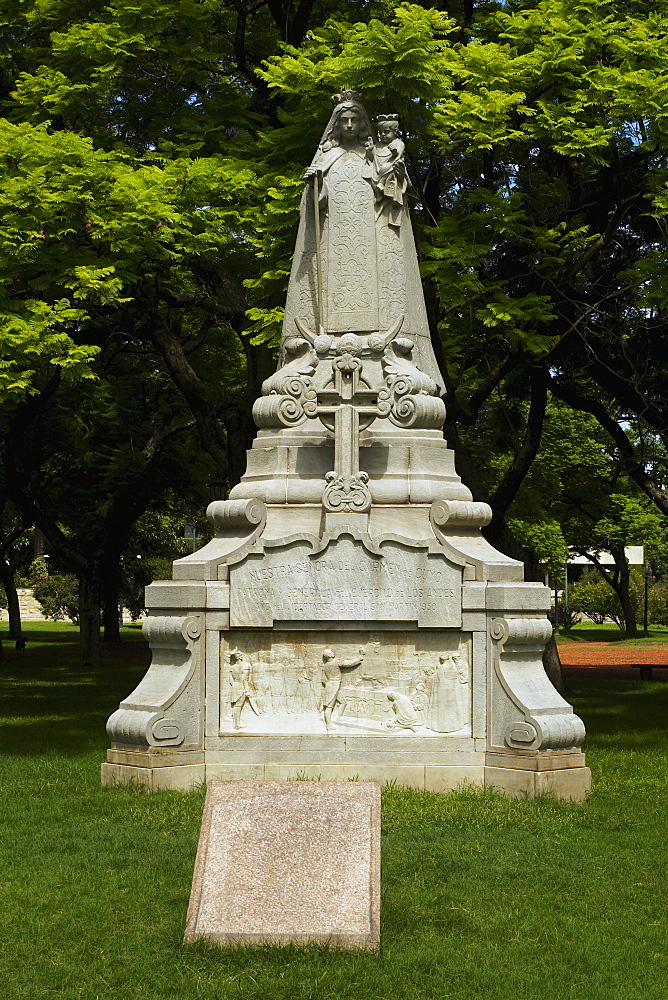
[
  {"xmin": 28, "ymin": 557, "xmax": 49, "ymax": 584},
  {"xmin": 650, "ymin": 583, "xmax": 668, "ymax": 626},
  {"xmin": 33, "ymin": 574, "xmax": 79, "ymax": 624},
  {"xmin": 569, "ymin": 570, "xmax": 614, "ymax": 625},
  {"xmin": 556, "ymin": 598, "xmax": 579, "ymax": 630}
]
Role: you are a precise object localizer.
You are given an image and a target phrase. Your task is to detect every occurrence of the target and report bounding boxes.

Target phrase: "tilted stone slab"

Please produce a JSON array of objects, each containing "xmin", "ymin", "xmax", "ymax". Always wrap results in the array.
[{"xmin": 184, "ymin": 780, "xmax": 380, "ymax": 950}]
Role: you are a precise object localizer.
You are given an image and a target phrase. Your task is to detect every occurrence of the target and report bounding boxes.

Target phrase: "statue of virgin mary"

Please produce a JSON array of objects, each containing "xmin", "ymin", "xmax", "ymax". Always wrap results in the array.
[{"xmin": 281, "ymin": 91, "xmax": 444, "ymax": 390}]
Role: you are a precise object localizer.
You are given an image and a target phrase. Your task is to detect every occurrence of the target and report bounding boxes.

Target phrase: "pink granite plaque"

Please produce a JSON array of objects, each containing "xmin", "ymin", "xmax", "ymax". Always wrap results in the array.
[{"xmin": 185, "ymin": 781, "xmax": 380, "ymax": 950}]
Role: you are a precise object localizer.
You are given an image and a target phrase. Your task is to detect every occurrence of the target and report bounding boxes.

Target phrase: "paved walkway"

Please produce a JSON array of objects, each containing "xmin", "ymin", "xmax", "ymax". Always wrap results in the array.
[{"xmin": 559, "ymin": 641, "xmax": 668, "ymax": 680}]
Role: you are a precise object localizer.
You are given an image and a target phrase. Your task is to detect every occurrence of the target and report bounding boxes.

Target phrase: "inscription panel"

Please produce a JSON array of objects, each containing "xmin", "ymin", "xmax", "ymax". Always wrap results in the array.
[{"xmin": 229, "ymin": 537, "xmax": 462, "ymax": 628}]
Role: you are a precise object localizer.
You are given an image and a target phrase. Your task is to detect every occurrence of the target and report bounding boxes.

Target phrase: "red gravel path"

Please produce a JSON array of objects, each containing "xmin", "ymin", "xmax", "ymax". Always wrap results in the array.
[{"xmin": 558, "ymin": 642, "xmax": 668, "ymax": 680}]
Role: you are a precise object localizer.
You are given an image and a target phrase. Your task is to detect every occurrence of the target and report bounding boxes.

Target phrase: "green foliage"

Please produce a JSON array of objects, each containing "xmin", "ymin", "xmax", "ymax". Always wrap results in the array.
[
  {"xmin": 592, "ymin": 495, "xmax": 668, "ymax": 569},
  {"xmin": 0, "ymin": 116, "xmax": 257, "ymax": 402},
  {"xmin": 571, "ymin": 567, "xmax": 668, "ymax": 630},
  {"xmin": 508, "ymin": 516, "xmax": 568, "ymax": 577},
  {"xmin": 27, "ymin": 557, "xmax": 49, "ymax": 584},
  {"xmin": 33, "ymin": 573, "xmax": 79, "ymax": 624}
]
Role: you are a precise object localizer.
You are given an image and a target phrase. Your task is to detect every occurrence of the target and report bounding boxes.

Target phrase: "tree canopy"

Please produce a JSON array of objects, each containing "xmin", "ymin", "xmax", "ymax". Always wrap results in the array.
[{"xmin": 1, "ymin": 0, "xmax": 668, "ymax": 658}]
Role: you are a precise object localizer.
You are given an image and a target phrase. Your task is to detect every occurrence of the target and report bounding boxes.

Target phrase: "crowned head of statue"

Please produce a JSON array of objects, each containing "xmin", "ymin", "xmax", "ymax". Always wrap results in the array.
[{"xmin": 321, "ymin": 90, "xmax": 373, "ymax": 151}]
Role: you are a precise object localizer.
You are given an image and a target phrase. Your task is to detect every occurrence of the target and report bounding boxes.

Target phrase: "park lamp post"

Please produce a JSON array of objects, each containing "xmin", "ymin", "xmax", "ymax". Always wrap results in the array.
[{"xmin": 643, "ymin": 561, "xmax": 652, "ymax": 635}]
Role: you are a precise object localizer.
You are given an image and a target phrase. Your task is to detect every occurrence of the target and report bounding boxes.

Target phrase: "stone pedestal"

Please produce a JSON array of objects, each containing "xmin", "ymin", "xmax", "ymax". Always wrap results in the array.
[{"xmin": 102, "ymin": 496, "xmax": 589, "ymax": 800}]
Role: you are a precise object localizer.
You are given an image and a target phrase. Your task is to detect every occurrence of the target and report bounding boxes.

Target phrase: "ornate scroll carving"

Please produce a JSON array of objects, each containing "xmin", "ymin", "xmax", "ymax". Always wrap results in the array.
[
  {"xmin": 206, "ymin": 498, "xmax": 267, "ymax": 531},
  {"xmin": 378, "ymin": 338, "xmax": 445, "ymax": 429},
  {"xmin": 253, "ymin": 337, "xmax": 318, "ymax": 428},
  {"xmin": 262, "ymin": 337, "xmax": 318, "ymax": 395},
  {"xmin": 106, "ymin": 615, "xmax": 202, "ymax": 749},
  {"xmin": 490, "ymin": 617, "xmax": 585, "ymax": 751},
  {"xmin": 322, "ymin": 470, "xmax": 371, "ymax": 512},
  {"xmin": 490, "ymin": 618, "xmax": 553, "ymax": 648},
  {"xmin": 430, "ymin": 499, "xmax": 493, "ymax": 530}
]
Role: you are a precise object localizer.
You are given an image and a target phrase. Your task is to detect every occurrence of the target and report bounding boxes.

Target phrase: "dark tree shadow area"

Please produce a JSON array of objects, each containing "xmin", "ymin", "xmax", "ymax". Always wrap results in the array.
[
  {"xmin": 0, "ymin": 626, "xmax": 149, "ymax": 757},
  {"xmin": 569, "ymin": 676, "xmax": 668, "ymax": 751}
]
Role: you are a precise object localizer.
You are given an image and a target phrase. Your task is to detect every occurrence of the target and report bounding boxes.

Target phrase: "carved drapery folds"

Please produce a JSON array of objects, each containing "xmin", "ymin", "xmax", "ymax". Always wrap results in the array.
[
  {"xmin": 106, "ymin": 615, "xmax": 202, "ymax": 750},
  {"xmin": 490, "ymin": 617, "xmax": 586, "ymax": 751}
]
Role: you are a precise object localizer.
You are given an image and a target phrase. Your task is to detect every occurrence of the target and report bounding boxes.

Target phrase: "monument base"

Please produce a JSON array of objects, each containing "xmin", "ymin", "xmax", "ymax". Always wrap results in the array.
[
  {"xmin": 101, "ymin": 746, "xmax": 590, "ymax": 801},
  {"xmin": 103, "ymin": 500, "xmax": 590, "ymax": 804}
]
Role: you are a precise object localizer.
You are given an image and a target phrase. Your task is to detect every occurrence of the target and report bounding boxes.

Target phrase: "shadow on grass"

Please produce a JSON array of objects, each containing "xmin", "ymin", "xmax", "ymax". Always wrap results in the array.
[
  {"xmin": 571, "ymin": 676, "xmax": 668, "ymax": 750},
  {"xmin": 0, "ymin": 632, "xmax": 149, "ymax": 757}
]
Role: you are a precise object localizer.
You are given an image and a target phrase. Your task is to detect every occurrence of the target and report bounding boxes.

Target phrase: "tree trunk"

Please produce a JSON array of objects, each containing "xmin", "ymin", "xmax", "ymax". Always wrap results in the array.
[
  {"xmin": 78, "ymin": 572, "xmax": 102, "ymax": 669},
  {"xmin": 607, "ymin": 547, "xmax": 638, "ymax": 636},
  {"xmin": 542, "ymin": 634, "xmax": 569, "ymax": 696},
  {"xmin": 101, "ymin": 560, "xmax": 122, "ymax": 643},
  {"xmin": 616, "ymin": 562, "xmax": 638, "ymax": 636},
  {"xmin": 0, "ymin": 558, "xmax": 22, "ymax": 639}
]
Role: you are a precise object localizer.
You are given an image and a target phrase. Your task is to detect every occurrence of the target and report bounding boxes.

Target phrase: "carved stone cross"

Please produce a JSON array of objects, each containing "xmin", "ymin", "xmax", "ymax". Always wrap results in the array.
[{"xmin": 315, "ymin": 354, "xmax": 381, "ymax": 513}]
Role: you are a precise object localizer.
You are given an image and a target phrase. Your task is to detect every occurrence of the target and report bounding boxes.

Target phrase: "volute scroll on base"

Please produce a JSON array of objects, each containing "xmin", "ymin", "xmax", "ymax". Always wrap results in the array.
[
  {"xmin": 490, "ymin": 616, "xmax": 586, "ymax": 752},
  {"xmin": 106, "ymin": 614, "xmax": 203, "ymax": 750}
]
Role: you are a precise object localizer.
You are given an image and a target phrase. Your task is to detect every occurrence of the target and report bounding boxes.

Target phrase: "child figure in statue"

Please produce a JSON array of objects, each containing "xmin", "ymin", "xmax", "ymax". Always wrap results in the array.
[{"xmin": 371, "ymin": 114, "xmax": 408, "ymax": 228}]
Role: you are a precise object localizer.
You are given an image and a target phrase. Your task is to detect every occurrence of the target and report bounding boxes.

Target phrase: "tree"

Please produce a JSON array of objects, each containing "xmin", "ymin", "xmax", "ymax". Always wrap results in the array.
[
  {"xmin": 3, "ymin": 0, "xmax": 668, "ymax": 677},
  {"xmin": 0, "ymin": 500, "xmax": 33, "ymax": 638}
]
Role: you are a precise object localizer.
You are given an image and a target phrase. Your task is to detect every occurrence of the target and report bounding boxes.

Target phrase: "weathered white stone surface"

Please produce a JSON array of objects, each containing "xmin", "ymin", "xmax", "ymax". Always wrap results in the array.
[
  {"xmin": 229, "ymin": 535, "xmax": 462, "ymax": 628},
  {"xmin": 184, "ymin": 781, "xmax": 380, "ymax": 949},
  {"xmin": 103, "ymin": 92, "xmax": 590, "ymax": 802},
  {"xmin": 218, "ymin": 629, "xmax": 471, "ymax": 736}
]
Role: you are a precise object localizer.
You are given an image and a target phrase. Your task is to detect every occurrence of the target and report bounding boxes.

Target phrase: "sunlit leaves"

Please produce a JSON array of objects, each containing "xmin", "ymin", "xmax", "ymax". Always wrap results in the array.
[{"xmin": 0, "ymin": 117, "xmax": 257, "ymax": 400}]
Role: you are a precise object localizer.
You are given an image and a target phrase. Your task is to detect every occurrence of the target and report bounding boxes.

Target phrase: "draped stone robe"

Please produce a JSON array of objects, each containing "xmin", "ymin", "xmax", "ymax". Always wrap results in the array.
[{"xmin": 281, "ymin": 141, "xmax": 444, "ymax": 390}]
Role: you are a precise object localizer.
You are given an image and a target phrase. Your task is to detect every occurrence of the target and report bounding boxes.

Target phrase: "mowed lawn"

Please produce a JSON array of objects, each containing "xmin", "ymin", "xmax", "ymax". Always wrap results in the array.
[{"xmin": 1, "ymin": 623, "xmax": 666, "ymax": 1000}]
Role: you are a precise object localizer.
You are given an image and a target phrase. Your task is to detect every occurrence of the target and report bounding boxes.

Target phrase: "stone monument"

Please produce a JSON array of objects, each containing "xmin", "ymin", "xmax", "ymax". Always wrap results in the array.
[{"xmin": 102, "ymin": 92, "xmax": 590, "ymax": 800}]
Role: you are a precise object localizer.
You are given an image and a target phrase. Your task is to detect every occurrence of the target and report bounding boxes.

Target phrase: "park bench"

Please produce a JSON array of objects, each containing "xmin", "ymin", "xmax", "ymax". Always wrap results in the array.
[{"xmin": 630, "ymin": 664, "xmax": 668, "ymax": 681}]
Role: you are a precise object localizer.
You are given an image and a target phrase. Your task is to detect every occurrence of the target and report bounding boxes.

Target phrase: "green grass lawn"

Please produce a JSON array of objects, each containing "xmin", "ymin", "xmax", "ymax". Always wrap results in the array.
[
  {"xmin": 556, "ymin": 623, "xmax": 668, "ymax": 643},
  {"xmin": 1, "ymin": 624, "xmax": 667, "ymax": 1000}
]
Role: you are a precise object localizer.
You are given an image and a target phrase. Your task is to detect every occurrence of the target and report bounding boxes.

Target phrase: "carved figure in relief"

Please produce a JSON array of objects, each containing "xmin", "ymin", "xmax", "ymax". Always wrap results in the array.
[
  {"xmin": 228, "ymin": 649, "xmax": 259, "ymax": 730},
  {"xmin": 319, "ymin": 646, "xmax": 366, "ymax": 729},
  {"xmin": 383, "ymin": 691, "xmax": 421, "ymax": 732},
  {"xmin": 255, "ymin": 662, "xmax": 274, "ymax": 714},
  {"xmin": 425, "ymin": 652, "xmax": 470, "ymax": 733},
  {"xmin": 296, "ymin": 669, "xmax": 316, "ymax": 713},
  {"xmin": 370, "ymin": 115, "xmax": 408, "ymax": 228},
  {"xmin": 410, "ymin": 680, "xmax": 428, "ymax": 718}
]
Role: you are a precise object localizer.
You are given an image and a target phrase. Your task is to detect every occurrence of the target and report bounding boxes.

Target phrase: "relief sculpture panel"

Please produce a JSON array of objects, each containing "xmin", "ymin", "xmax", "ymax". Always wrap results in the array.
[{"xmin": 219, "ymin": 630, "xmax": 471, "ymax": 736}]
